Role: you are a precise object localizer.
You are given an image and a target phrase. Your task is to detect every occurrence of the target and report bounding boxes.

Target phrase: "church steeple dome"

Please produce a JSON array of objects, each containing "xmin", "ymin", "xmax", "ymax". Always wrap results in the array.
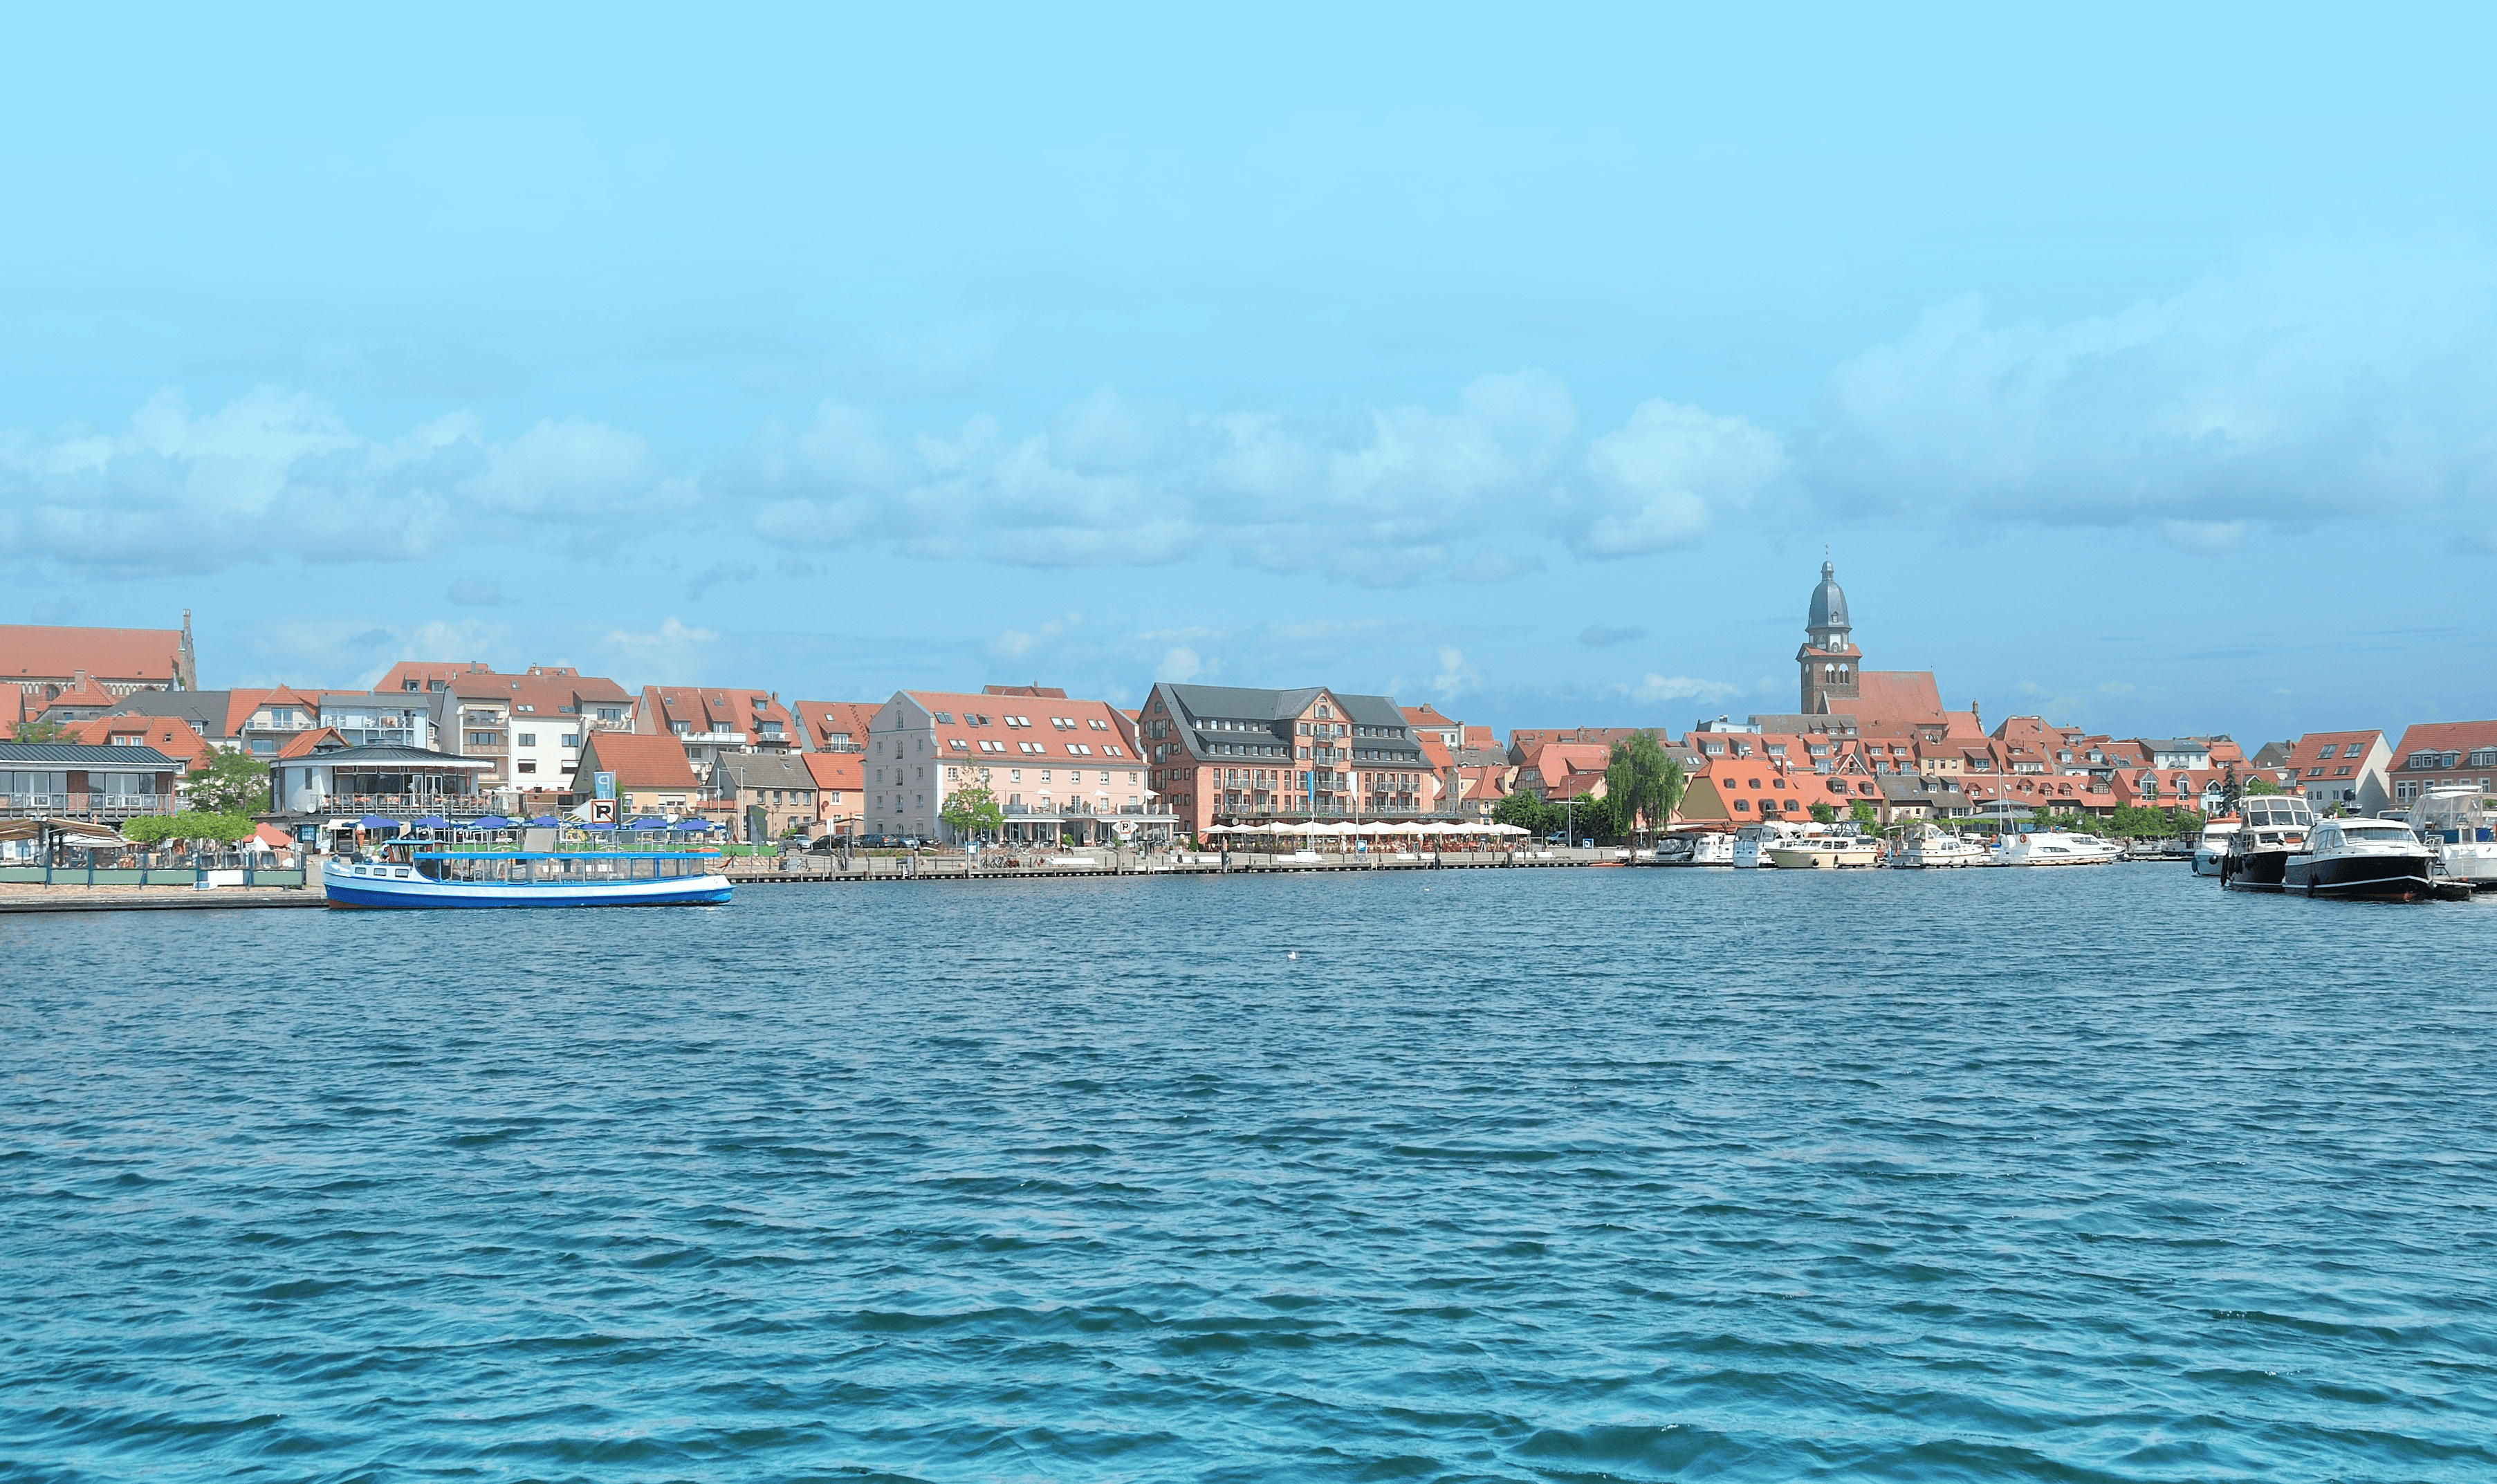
[
  {"xmin": 1807, "ymin": 560, "xmax": 1850, "ymax": 641},
  {"xmin": 1797, "ymin": 558, "xmax": 1861, "ymax": 714}
]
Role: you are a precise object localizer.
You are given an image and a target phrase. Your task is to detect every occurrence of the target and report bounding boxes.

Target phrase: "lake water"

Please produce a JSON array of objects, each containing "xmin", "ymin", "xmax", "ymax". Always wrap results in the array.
[{"xmin": 5, "ymin": 866, "xmax": 2496, "ymax": 1481}]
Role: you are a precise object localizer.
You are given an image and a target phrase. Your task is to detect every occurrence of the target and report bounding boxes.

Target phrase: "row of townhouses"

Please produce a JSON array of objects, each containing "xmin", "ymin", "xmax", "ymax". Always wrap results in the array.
[{"xmin": 7, "ymin": 577, "xmax": 2496, "ymax": 844}]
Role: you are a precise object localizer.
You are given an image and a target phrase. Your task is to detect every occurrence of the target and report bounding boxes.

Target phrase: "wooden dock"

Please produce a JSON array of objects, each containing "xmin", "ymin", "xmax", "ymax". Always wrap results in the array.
[
  {"xmin": 0, "ymin": 886, "xmax": 325, "ymax": 913},
  {"xmin": 724, "ymin": 848, "xmax": 1627, "ymax": 884}
]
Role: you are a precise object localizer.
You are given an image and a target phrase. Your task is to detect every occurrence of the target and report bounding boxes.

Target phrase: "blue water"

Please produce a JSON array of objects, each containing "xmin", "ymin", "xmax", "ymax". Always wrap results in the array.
[{"xmin": 5, "ymin": 866, "xmax": 2496, "ymax": 1481}]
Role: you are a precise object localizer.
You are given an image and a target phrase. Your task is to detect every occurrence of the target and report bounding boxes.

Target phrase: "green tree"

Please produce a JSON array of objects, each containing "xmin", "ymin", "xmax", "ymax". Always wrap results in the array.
[
  {"xmin": 939, "ymin": 783, "xmax": 1005, "ymax": 841},
  {"xmin": 123, "ymin": 812, "xmax": 256, "ymax": 845},
  {"xmin": 2243, "ymin": 775, "xmax": 2283, "ymax": 795},
  {"xmin": 1849, "ymin": 800, "xmax": 1880, "ymax": 831},
  {"xmin": 185, "ymin": 748, "xmax": 270, "ymax": 815},
  {"xmin": 1492, "ymin": 788, "xmax": 1551, "ymax": 835},
  {"xmin": 1560, "ymin": 789, "xmax": 1619, "ymax": 842},
  {"xmin": 1602, "ymin": 732, "xmax": 1684, "ymax": 841},
  {"xmin": 11, "ymin": 718, "xmax": 72, "ymax": 743},
  {"xmin": 1808, "ymin": 801, "xmax": 1837, "ymax": 824}
]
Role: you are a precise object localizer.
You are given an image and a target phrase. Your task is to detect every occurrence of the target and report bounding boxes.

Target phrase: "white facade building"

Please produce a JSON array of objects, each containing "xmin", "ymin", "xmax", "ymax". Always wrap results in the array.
[{"xmin": 866, "ymin": 689, "xmax": 1157, "ymax": 844}]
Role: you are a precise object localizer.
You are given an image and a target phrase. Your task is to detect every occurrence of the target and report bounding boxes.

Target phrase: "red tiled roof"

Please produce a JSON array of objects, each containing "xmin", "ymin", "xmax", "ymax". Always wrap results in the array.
[
  {"xmin": 275, "ymin": 727, "xmax": 349, "ymax": 759},
  {"xmin": 36, "ymin": 670, "xmax": 120, "ymax": 715},
  {"xmin": 223, "ymin": 687, "xmax": 322, "ymax": 735},
  {"xmin": 0, "ymin": 624, "xmax": 186, "ymax": 684},
  {"xmin": 642, "ymin": 685, "xmax": 798, "ymax": 741},
  {"xmin": 2283, "ymin": 730, "xmax": 2387, "ymax": 772},
  {"xmin": 374, "ymin": 660, "xmax": 495, "ymax": 692},
  {"xmin": 1677, "ymin": 754, "xmax": 1807, "ymax": 821},
  {"xmin": 2384, "ymin": 721, "xmax": 2497, "ymax": 771},
  {"xmin": 577, "ymin": 731, "xmax": 701, "ymax": 790},
  {"xmin": 800, "ymin": 752, "xmax": 863, "ymax": 792},
  {"xmin": 792, "ymin": 700, "xmax": 879, "ymax": 750},
  {"xmin": 1848, "ymin": 671, "xmax": 1947, "ymax": 732},
  {"xmin": 899, "ymin": 690, "xmax": 1141, "ymax": 763},
  {"xmin": 68, "ymin": 714, "xmax": 213, "ymax": 765}
]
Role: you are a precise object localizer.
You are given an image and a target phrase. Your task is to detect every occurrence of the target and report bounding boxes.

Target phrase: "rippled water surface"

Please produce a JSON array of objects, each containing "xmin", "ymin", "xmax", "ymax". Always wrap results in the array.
[{"xmin": 6, "ymin": 866, "xmax": 2496, "ymax": 1481}]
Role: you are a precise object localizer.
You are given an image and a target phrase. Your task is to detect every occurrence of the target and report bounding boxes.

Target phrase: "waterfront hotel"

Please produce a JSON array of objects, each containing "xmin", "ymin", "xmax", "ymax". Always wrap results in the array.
[{"xmin": 1139, "ymin": 682, "xmax": 1440, "ymax": 839}]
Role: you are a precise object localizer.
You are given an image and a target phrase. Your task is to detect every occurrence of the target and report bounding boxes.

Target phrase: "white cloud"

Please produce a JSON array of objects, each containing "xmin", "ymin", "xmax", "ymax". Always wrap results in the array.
[
  {"xmin": 1810, "ymin": 210, "xmax": 2497, "ymax": 530},
  {"xmin": 2162, "ymin": 519, "xmax": 2246, "ymax": 554},
  {"xmin": 1573, "ymin": 400, "xmax": 1785, "ymax": 557},
  {"xmin": 1623, "ymin": 673, "xmax": 1744, "ymax": 704},
  {"xmin": 1432, "ymin": 645, "xmax": 1482, "ymax": 699},
  {"xmin": 1156, "ymin": 646, "xmax": 1206, "ymax": 683},
  {"xmin": 605, "ymin": 617, "xmax": 718, "ymax": 649},
  {"xmin": 992, "ymin": 612, "xmax": 1085, "ymax": 660},
  {"xmin": 0, "ymin": 387, "xmax": 682, "ymax": 577},
  {"xmin": 724, "ymin": 369, "xmax": 1760, "ymax": 586}
]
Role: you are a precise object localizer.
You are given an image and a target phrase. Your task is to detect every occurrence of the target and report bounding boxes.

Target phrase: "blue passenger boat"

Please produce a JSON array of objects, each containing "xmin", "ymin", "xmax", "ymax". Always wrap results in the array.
[{"xmin": 324, "ymin": 842, "xmax": 732, "ymax": 909}]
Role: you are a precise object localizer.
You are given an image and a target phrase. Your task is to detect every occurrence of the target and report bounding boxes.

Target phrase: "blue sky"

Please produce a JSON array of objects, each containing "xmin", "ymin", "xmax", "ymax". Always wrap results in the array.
[{"xmin": 6, "ymin": 6, "xmax": 2494, "ymax": 741}]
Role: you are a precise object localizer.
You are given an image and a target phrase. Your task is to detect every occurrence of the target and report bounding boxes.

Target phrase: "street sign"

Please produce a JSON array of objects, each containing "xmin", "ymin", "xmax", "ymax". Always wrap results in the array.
[
  {"xmin": 590, "ymin": 799, "xmax": 616, "ymax": 823},
  {"xmin": 593, "ymin": 771, "xmax": 616, "ymax": 801}
]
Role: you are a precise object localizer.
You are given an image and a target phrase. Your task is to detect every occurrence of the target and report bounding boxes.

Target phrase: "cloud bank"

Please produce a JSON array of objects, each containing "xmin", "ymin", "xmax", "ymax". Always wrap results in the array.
[
  {"xmin": 13, "ymin": 215, "xmax": 2497, "ymax": 587},
  {"xmin": 0, "ymin": 388, "xmax": 684, "ymax": 577},
  {"xmin": 1810, "ymin": 214, "xmax": 2497, "ymax": 531}
]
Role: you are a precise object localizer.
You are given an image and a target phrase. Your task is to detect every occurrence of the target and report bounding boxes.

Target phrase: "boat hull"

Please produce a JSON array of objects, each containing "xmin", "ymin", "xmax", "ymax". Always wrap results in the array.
[
  {"xmin": 2220, "ymin": 849, "xmax": 2292, "ymax": 893},
  {"xmin": 1765, "ymin": 846, "xmax": 1880, "ymax": 869},
  {"xmin": 324, "ymin": 862, "xmax": 732, "ymax": 909},
  {"xmin": 2281, "ymin": 853, "xmax": 2436, "ymax": 902}
]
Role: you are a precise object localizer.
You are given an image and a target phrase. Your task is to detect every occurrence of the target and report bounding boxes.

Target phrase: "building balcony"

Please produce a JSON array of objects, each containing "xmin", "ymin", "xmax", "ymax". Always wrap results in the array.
[{"xmin": 2, "ymin": 794, "xmax": 176, "ymax": 819}]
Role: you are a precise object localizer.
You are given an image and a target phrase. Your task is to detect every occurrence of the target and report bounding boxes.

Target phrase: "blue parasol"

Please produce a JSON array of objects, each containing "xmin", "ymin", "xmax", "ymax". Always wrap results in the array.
[
  {"xmin": 581, "ymin": 820, "xmax": 618, "ymax": 831},
  {"xmin": 671, "ymin": 819, "xmax": 713, "ymax": 832},
  {"xmin": 526, "ymin": 815, "xmax": 560, "ymax": 828},
  {"xmin": 628, "ymin": 817, "xmax": 667, "ymax": 831},
  {"xmin": 412, "ymin": 815, "xmax": 450, "ymax": 829},
  {"xmin": 356, "ymin": 815, "xmax": 401, "ymax": 831},
  {"xmin": 470, "ymin": 814, "xmax": 514, "ymax": 829}
]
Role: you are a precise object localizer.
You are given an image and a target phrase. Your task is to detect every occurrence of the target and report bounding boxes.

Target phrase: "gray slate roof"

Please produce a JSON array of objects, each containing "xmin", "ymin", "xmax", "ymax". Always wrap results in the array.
[
  {"xmin": 0, "ymin": 741, "xmax": 180, "ymax": 769},
  {"xmin": 104, "ymin": 689, "xmax": 232, "ymax": 734},
  {"xmin": 1154, "ymin": 683, "xmax": 1424, "ymax": 766},
  {"xmin": 719, "ymin": 752, "xmax": 818, "ymax": 790},
  {"xmin": 308, "ymin": 743, "xmax": 491, "ymax": 768}
]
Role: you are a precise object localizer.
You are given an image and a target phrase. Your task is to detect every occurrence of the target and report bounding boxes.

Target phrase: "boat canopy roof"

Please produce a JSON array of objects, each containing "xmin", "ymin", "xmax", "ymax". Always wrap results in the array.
[{"xmin": 402, "ymin": 848, "xmax": 722, "ymax": 861}]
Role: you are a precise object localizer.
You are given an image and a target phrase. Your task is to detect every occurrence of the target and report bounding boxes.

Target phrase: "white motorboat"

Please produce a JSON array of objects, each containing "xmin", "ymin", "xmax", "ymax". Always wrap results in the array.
[
  {"xmin": 1893, "ymin": 823, "xmax": 1988, "ymax": 869},
  {"xmin": 1992, "ymin": 829, "xmax": 2122, "ymax": 867},
  {"xmin": 1733, "ymin": 819, "xmax": 1814, "ymax": 868},
  {"xmin": 1767, "ymin": 831, "xmax": 1883, "ymax": 869},
  {"xmin": 1655, "ymin": 831, "xmax": 1736, "ymax": 865},
  {"xmin": 2406, "ymin": 787, "xmax": 2497, "ymax": 890},
  {"xmin": 2191, "ymin": 819, "xmax": 2242, "ymax": 876},
  {"xmin": 2281, "ymin": 818, "xmax": 2439, "ymax": 901}
]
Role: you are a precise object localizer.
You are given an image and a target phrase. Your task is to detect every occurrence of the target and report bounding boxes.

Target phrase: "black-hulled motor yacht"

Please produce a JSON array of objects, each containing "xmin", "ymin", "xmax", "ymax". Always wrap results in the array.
[
  {"xmin": 2280, "ymin": 818, "xmax": 2438, "ymax": 902},
  {"xmin": 2219, "ymin": 796, "xmax": 2314, "ymax": 892}
]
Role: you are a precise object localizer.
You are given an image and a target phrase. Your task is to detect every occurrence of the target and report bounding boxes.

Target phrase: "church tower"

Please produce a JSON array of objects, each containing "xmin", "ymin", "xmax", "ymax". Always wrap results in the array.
[{"xmin": 1797, "ymin": 560, "xmax": 1861, "ymax": 714}]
